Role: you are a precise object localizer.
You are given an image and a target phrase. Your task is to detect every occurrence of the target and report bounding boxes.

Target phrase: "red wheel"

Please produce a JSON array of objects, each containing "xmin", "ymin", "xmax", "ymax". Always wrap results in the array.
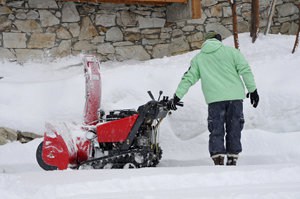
[{"xmin": 36, "ymin": 142, "xmax": 57, "ymax": 171}]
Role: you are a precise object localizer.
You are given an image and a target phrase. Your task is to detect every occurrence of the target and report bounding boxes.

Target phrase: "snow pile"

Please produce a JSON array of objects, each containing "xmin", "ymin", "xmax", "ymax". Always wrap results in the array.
[{"xmin": 0, "ymin": 33, "xmax": 300, "ymax": 198}]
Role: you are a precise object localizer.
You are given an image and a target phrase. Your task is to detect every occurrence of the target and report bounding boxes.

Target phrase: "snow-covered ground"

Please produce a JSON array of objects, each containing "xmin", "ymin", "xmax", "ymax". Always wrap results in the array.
[{"xmin": 1, "ymin": 33, "xmax": 300, "ymax": 198}]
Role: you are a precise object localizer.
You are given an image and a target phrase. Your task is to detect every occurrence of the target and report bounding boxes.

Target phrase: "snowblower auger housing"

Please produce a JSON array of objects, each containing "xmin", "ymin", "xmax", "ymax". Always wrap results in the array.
[{"xmin": 36, "ymin": 55, "xmax": 172, "ymax": 170}]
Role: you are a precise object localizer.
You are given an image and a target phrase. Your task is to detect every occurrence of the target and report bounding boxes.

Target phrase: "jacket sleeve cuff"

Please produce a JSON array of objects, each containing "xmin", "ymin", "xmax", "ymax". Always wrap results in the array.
[
  {"xmin": 247, "ymin": 87, "xmax": 257, "ymax": 93},
  {"xmin": 174, "ymin": 94, "xmax": 181, "ymax": 103}
]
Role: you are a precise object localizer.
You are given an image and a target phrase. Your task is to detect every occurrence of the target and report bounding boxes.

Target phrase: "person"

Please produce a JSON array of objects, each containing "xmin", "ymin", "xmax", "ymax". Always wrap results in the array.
[{"xmin": 168, "ymin": 31, "xmax": 259, "ymax": 166}]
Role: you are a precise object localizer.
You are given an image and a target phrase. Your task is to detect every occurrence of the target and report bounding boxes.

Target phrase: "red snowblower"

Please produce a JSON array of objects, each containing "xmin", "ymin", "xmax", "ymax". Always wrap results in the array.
[{"xmin": 36, "ymin": 56, "xmax": 175, "ymax": 170}]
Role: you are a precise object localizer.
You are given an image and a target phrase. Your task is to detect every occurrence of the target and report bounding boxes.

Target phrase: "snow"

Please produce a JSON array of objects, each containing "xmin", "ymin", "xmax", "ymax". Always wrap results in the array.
[{"xmin": 1, "ymin": 33, "xmax": 300, "ymax": 198}]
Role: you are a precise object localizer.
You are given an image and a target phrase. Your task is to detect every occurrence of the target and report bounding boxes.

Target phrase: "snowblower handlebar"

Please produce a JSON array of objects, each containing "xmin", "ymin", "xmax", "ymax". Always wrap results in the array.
[{"xmin": 143, "ymin": 91, "xmax": 183, "ymax": 117}]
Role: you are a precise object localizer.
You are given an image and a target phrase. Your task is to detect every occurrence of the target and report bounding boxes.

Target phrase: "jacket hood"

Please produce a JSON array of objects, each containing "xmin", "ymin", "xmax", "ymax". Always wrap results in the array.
[{"xmin": 201, "ymin": 39, "xmax": 223, "ymax": 54}]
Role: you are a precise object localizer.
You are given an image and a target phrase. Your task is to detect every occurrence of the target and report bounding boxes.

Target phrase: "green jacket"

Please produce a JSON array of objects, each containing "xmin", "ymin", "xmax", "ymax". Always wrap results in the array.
[{"xmin": 175, "ymin": 39, "xmax": 257, "ymax": 104}]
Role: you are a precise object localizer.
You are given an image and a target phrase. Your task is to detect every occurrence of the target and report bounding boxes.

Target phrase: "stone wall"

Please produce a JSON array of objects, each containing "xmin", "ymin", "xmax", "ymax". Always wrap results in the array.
[{"xmin": 0, "ymin": 0, "xmax": 299, "ymax": 63}]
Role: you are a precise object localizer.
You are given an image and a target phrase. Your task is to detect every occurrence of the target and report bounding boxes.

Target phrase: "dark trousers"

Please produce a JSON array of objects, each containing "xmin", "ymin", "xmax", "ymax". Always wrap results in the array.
[{"xmin": 207, "ymin": 100, "xmax": 244, "ymax": 156}]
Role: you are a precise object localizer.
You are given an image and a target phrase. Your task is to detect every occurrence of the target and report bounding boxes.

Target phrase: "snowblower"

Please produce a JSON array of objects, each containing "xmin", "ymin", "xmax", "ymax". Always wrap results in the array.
[{"xmin": 36, "ymin": 56, "xmax": 176, "ymax": 170}]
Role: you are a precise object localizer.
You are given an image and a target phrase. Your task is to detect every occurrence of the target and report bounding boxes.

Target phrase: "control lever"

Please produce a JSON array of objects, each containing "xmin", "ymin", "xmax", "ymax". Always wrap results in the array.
[
  {"xmin": 147, "ymin": 91, "xmax": 155, "ymax": 100},
  {"xmin": 158, "ymin": 91, "xmax": 163, "ymax": 101}
]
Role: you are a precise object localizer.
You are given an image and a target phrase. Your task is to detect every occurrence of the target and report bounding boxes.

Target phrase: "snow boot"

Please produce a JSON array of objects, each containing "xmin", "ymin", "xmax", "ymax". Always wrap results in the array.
[
  {"xmin": 226, "ymin": 154, "xmax": 238, "ymax": 166},
  {"xmin": 211, "ymin": 154, "xmax": 225, "ymax": 165}
]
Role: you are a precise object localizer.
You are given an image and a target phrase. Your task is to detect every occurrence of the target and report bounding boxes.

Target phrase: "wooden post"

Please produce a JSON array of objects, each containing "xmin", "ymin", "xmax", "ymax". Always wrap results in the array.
[
  {"xmin": 191, "ymin": 0, "xmax": 201, "ymax": 19},
  {"xmin": 292, "ymin": 4, "xmax": 300, "ymax": 54},
  {"xmin": 264, "ymin": 0, "xmax": 277, "ymax": 35},
  {"xmin": 228, "ymin": 0, "xmax": 239, "ymax": 49},
  {"xmin": 251, "ymin": 0, "xmax": 260, "ymax": 43}
]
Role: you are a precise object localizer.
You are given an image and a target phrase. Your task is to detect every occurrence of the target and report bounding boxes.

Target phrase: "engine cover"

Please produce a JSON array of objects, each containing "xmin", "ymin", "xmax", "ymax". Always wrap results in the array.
[{"xmin": 96, "ymin": 114, "xmax": 139, "ymax": 143}]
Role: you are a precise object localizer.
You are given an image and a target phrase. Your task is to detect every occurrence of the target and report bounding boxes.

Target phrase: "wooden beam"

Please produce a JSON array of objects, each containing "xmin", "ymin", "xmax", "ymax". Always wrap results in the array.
[
  {"xmin": 191, "ymin": 0, "xmax": 201, "ymax": 19},
  {"xmin": 60, "ymin": 0, "xmax": 187, "ymax": 4}
]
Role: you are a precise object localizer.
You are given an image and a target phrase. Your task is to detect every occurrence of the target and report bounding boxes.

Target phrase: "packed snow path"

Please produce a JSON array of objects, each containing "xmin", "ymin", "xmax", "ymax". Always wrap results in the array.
[{"xmin": 0, "ymin": 34, "xmax": 300, "ymax": 198}]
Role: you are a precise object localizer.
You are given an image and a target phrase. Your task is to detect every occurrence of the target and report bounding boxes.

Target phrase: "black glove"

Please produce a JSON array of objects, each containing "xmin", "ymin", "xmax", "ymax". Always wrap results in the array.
[
  {"xmin": 246, "ymin": 89, "xmax": 259, "ymax": 108},
  {"xmin": 167, "ymin": 95, "xmax": 183, "ymax": 110}
]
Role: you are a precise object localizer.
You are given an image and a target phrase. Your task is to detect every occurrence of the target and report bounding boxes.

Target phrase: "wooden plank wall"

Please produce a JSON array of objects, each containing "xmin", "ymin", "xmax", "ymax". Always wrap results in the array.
[
  {"xmin": 60, "ymin": 0, "xmax": 187, "ymax": 4},
  {"xmin": 60, "ymin": 0, "xmax": 201, "ymax": 19}
]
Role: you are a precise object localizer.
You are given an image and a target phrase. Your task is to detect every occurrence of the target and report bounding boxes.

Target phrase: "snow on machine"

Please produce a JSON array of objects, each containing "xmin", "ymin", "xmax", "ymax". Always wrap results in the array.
[{"xmin": 36, "ymin": 56, "xmax": 176, "ymax": 170}]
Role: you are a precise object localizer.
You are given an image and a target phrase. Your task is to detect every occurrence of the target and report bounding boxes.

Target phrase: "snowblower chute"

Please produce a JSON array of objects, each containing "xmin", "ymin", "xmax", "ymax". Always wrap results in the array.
[{"xmin": 83, "ymin": 56, "xmax": 101, "ymax": 125}]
